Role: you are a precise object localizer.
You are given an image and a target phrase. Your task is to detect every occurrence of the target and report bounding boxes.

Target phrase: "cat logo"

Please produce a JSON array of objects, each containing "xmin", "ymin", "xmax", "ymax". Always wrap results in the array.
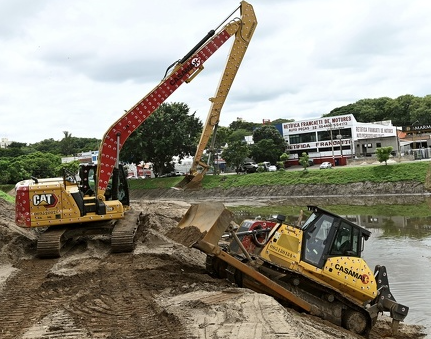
[{"xmin": 32, "ymin": 193, "xmax": 58, "ymax": 208}]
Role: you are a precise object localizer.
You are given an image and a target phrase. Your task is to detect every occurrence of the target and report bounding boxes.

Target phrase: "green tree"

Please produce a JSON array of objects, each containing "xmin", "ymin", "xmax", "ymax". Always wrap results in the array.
[
  {"xmin": 72, "ymin": 137, "xmax": 101, "ymax": 154},
  {"xmin": 324, "ymin": 94, "xmax": 426, "ymax": 127},
  {"xmin": 210, "ymin": 126, "xmax": 230, "ymax": 151},
  {"xmin": 392, "ymin": 94, "xmax": 419, "ymax": 126},
  {"xmin": 280, "ymin": 153, "xmax": 289, "ymax": 162},
  {"xmin": 411, "ymin": 95, "xmax": 431, "ymax": 125},
  {"xmin": 221, "ymin": 140, "xmax": 249, "ymax": 171},
  {"xmin": 253, "ymin": 125, "xmax": 286, "ymax": 150},
  {"xmin": 250, "ymin": 139, "xmax": 281, "ymax": 164},
  {"xmin": 0, "ymin": 142, "xmax": 29, "ymax": 158},
  {"xmin": 271, "ymin": 118, "xmax": 294, "ymax": 125},
  {"xmin": 120, "ymin": 102, "xmax": 202, "ymax": 176},
  {"xmin": 250, "ymin": 125, "xmax": 286, "ymax": 163},
  {"xmin": 0, "ymin": 160, "xmax": 11, "ymax": 183},
  {"xmin": 375, "ymin": 147, "xmax": 393, "ymax": 165},
  {"xmin": 228, "ymin": 129, "xmax": 250, "ymax": 143},
  {"xmin": 229, "ymin": 119, "xmax": 258, "ymax": 132},
  {"xmin": 31, "ymin": 138, "xmax": 61, "ymax": 154},
  {"xmin": 56, "ymin": 160, "xmax": 80, "ymax": 178},
  {"xmin": 299, "ymin": 152, "xmax": 310, "ymax": 171},
  {"xmin": 279, "ymin": 152, "xmax": 289, "ymax": 169},
  {"xmin": 60, "ymin": 131, "xmax": 75, "ymax": 156},
  {"xmin": 7, "ymin": 160, "xmax": 30, "ymax": 183}
]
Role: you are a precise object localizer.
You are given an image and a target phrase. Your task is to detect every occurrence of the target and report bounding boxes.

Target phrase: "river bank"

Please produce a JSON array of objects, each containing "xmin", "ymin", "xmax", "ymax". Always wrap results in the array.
[{"xmin": 130, "ymin": 180, "xmax": 431, "ymax": 206}]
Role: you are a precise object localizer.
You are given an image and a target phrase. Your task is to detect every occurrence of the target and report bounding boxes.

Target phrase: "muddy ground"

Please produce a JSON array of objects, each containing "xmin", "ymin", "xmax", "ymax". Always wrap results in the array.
[{"xmin": 0, "ymin": 191, "xmax": 427, "ymax": 339}]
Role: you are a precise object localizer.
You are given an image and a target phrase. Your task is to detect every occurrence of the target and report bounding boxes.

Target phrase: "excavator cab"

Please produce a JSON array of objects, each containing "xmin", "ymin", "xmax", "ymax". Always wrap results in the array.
[{"xmin": 78, "ymin": 163, "xmax": 129, "ymax": 207}]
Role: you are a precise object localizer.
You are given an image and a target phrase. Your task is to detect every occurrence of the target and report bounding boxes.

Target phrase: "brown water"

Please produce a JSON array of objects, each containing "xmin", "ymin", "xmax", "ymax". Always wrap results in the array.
[
  {"xmin": 232, "ymin": 198, "xmax": 431, "ymax": 335},
  {"xmin": 361, "ymin": 217, "xmax": 431, "ymax": 335}
]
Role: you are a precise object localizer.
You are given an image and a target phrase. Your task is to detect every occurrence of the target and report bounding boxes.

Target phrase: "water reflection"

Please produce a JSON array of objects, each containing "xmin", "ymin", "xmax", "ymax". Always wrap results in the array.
[
  {"xmin": 231, "ymin": 198, "xmax": 431, "ymax": 334},
  {"xmin": 344, "ymin": 214, "xmax": 431, "ymax": 238}
]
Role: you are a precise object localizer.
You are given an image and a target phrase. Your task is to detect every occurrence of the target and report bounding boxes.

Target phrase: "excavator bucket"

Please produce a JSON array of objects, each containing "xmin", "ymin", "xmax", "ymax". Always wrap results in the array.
[
  {"xmin": 167, "ymin": 202, "xmax": 233, "ymax": 248},
  {"xmin": 174, "ymin": 173, "xmax": 204, "ymax": 190}
]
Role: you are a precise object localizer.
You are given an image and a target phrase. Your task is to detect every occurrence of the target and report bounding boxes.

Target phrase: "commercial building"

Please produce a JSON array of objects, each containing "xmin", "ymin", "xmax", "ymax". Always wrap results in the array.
[{"xmin": 281, "ymin": 114, "xmax": 398, "ymax": 166}]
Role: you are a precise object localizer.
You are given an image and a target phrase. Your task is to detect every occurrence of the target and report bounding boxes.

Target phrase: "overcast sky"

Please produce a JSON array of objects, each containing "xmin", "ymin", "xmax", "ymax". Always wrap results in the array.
[{"xmin": 1, "ymin": 0, "xmax": 431, "ymax": 144}]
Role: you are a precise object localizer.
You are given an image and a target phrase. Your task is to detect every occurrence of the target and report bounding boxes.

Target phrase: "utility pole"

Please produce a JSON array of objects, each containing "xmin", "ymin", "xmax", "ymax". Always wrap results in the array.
[
  {"xmin": 337, "ymin": 133, "xmax": 343, "ymax": 165},
  {"xmin": 329, "ymin": 124, "xmax": 335, "ymax": 166},
  {"xmin": 412, "ymin": 120, "xmax": 419, "ymax": 150}
]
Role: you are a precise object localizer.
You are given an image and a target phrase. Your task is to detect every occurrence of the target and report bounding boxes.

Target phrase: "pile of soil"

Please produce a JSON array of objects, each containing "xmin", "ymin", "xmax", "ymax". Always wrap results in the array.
[{"xmin": 0, "ymin": 197, "xmax": 427, "ymax": 339}]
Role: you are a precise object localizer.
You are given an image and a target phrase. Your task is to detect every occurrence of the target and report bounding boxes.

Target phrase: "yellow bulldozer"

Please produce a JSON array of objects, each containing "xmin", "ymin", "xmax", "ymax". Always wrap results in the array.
[{"xmin": 169, "ymin": 202, "xmax": 409, "ymax": 336}]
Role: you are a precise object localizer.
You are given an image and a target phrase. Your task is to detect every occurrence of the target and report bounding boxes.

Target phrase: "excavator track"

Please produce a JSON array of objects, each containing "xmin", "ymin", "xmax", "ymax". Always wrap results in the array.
[
  {"xmin": 36, "ymin": 211, "xmax": 144, "ymax": 257},
  {"xmin": 37, "ymin": 226, "xmax": 68, "ymax": 258},
  {"xmin": 111, "ymin": 211, "xmax": 144, "ymax": 253}
]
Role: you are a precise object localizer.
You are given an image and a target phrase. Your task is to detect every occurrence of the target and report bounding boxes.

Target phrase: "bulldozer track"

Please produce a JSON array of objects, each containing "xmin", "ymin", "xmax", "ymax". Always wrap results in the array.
[
  {"xmin": 258, "ymin": 258, "xmax": 372, "ymax": 333},
  {"xmin": 207, "ymin": 253, "xmax": 372, "ymax": 335}
]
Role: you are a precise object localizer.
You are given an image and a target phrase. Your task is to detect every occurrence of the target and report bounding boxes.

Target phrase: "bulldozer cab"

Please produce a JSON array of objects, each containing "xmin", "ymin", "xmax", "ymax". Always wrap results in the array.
[{"xmin": 301, "ymin": 206, "xmax": 370, "ymax": 269}]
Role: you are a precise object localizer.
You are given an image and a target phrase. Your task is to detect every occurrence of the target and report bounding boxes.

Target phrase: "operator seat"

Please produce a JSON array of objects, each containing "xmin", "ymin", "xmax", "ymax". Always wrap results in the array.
[{"xmin": 339, "ymin": 240, "xmax": 351, "ymax": 255}]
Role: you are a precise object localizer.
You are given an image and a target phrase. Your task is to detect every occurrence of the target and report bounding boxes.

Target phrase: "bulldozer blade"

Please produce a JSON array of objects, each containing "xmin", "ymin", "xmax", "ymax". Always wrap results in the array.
[
  {"xmin": 167, "ymin": 202, "xmax": 233, "ymax": 247},
  {"xmin": 173, "ymin": 173, "xmax": 203, "ymax": 190}
]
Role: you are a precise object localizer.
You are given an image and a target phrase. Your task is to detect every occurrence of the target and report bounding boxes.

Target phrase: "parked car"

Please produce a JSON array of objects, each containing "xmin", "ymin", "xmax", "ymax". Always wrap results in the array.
[
  {"xmin": 319, "ymin": 162, "xmax": 333, "ymax": 169},
  {"xmin": 237, "ymin": 161, "xmax": 258, "ymax": 173},
  {"xmin": 261, "ymin": 161, "xmax": 276, "ymax": 172}
]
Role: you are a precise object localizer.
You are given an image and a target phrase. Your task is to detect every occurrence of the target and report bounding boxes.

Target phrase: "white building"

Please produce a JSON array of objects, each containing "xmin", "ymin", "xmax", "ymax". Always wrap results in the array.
[
  {"xmin": 1, "ymin": 138, "xmax": 12, "ymax": 148},
  {"xmin": 282, "ymin": 114, "xmax": 397, "ymax": 166},
  {"xmin": 173, "ymin": 155, "xmax": 194, "ymax": 174},
  {"xmin": 61, "ymin": 151, "xmax": 99, "ymax": 164}
]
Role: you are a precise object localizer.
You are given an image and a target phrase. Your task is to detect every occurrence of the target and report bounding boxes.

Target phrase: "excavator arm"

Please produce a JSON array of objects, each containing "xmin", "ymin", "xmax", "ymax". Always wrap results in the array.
[
  {"xmin": 96, "ymin": 1, "xmax": 257, "ymax": 200},
  {"xmin": 175, "ymin": 4, "xmax": 257, "ymax": 190}
]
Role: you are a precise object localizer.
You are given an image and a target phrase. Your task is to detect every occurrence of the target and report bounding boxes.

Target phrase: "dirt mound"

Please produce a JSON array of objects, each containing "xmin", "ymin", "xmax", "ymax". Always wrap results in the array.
[
  {"xmin": 0, "ymin": 199, "xmax": 36, "ymax": 265},
  {"xmin": 0, "ymin": 198, "xmax": 427, "ymax": 339}
]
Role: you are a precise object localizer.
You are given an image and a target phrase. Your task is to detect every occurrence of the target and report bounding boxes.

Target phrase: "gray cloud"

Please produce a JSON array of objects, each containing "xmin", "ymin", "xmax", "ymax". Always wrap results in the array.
[{"xmin": 1, "ymin": 0, "xmax": 431, "ymax": 143}]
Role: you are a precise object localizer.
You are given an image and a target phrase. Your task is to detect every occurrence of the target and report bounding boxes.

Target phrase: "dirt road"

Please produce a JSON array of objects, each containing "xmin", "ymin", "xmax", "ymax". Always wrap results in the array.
[{"xmin": 0, "ymin": 198, "xmax": 426, "ymax": 339}]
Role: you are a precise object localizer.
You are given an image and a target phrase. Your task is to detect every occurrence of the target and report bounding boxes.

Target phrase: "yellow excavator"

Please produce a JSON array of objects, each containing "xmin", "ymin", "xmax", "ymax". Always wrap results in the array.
[
  {"xmin": 174, "ymin": 2, "xmax": 256, "ymax": 190},
  {"xmin": 169, "ymin": 203, "xmax": 409, "ymax": 336},
  {"xmin": 14, "ymin": 1, "xmax": 257, "ymax": 257}
]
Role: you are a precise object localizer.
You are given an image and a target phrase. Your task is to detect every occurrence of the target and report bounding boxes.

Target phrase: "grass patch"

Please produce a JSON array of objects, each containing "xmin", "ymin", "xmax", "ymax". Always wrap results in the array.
[
  {"xmin": 0, "ymin": 184, "xmax": 14, "ymax": 193},
  {"xmin": 0, "ymin": 190, "xmax": 14, "ymax": 203},
  {"xmin": 129, "ymin": 162, "xmax": 430, "ymax": 190}
]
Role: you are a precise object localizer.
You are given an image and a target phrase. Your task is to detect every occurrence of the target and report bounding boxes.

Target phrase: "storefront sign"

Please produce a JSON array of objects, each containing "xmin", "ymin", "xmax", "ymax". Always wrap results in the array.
[{"xmin": 283, "ymin": 115, "xmax": 354, "ymax": 133}]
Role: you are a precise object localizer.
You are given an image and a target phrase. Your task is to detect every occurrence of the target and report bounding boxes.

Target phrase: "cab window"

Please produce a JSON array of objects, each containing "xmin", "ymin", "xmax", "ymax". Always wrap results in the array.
[
  {"xmin": 303, "ymin": 214, "xmax": 334, "ymax": 266},
  {"xmin": 330, "ymin": 221, "xmax": 360, "ymax": 257}
]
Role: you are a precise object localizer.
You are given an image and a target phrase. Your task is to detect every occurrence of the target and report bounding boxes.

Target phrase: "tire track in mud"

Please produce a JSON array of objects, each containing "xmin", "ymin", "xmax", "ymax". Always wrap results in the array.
[
  {"xmin": 0, "ymin": 258, "xmax": 59, "ymax": 339},
  {"xmin": 0, "ymin": 253, "xmax": 192, "ymax": 339},
  {"xmin": 160, "ymin": 290, "xmax": 305, "ymax": 339},
  {"xmin": 62, "ymin": 255, "xmax": 190, "ymax": 339}
]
